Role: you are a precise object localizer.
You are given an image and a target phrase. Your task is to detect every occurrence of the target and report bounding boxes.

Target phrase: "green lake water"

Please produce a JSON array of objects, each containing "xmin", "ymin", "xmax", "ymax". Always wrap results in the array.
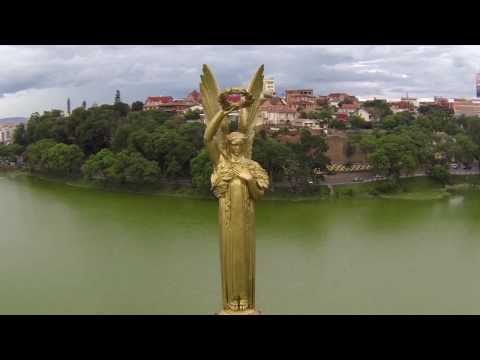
[{"xmin": 1, "ymin": 173, "xmax": 480, "ymax": 314}]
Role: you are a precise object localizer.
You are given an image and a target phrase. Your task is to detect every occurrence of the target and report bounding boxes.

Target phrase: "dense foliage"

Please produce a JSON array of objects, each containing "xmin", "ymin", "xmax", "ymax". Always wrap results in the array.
[
  {"xmin": 12, "ymin": 98, "xmax": 480, "ymax": 196},
  {"xmin": 15, "ymin": 103, "xmax": 331, "ymax": 195}
]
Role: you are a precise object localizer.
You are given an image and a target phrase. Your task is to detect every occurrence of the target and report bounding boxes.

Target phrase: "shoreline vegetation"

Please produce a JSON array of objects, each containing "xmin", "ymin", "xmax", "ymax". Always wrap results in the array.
[
  {"xmin": 3, "ymin": 98, "xmax": 480, "ymax": 201},
  {"xmin": 3, "ymin": 169, "xmax": 480, "ymax": 201}
]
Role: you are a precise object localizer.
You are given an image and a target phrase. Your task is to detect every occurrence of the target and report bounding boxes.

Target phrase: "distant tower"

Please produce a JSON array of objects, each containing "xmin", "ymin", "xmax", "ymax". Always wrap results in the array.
[
  {"xmin": 476, "ymin": 73, "xmax": 480, "ymax": 98},
  {"xmin": 115, "ymin": 90, "xmax": 121, "ymax": 104},
  {"xmin": 82, "ymin": 100, "xmax": 87, "ymax": 109},
  {"xmin": 67, "ymin": 98, "xmax": 71, "ymax": 115}
]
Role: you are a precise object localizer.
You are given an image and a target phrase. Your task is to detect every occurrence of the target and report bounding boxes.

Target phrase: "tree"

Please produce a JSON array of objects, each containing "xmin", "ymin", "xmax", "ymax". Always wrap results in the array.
[
  {"xmin": 25, "ymin": 139, "xmax": 57, "ymax": 172},
  {"xmin": 131, "ymin": 101, "xmax": 144, "ymax": 112},
  {"xmin": 362, "ymin": 100, "xmax": 393, "ymax": 121},
  {"xmin": 45, "ymin": 143, "xmax": 84, "ymax": 177},
  {"xmin": 430, "ymin": 164, "xmax": 450, "ymax": 184},
  {"xmin": 329, "ymin": 119, "xmax": 346, "ymax": 129},
  {"xmin": 83, "ymin": 149, "xmax": 160, "ymax": 185},
  {"xmin": 379, "ymin": 112, "xmax": 415, "ymax": 130},
  {"xmin": 114, "ymin": 102, "xmax": 130, "ymax": 117},
  {"xmin": 13, "ymin": 123, "xmax": 28, "ymax": 146},
  {"xmin": 112, "ymin": 151, "xmax": 159, "ymax": 184},
  {"xmin": 0, "ymin": 143, "xmax": 25, "ymax": 161},
  {"xmin": 82, "ymin": 149, "xmax": 118, "ymax": 181},
  {"xmin": 184, "ymin": 109, "xmax": 202, "ymax": 120},
  {"xmin": 365, "ymin": 132, "xmax": 421, "ymax": 182},
  {"xmin": 252, "ymin": 135, "xmax": 292, "ymax": 182},
  {"xmin": 190, "ymin": 148, "xmax": 213, "ymax": 194},
  {"xmin": 349, "ymin": 114, "xmax": 367, "ymax": 129},
  {"xmin": 454, "ymin": 133, "xmax": 478, "ymax": 166}
]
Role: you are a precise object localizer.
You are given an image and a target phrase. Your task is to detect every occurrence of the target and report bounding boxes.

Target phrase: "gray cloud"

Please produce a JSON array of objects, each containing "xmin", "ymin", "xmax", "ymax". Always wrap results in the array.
[{"xmin": 0, "ymin": 45, "xmax": 480, "ymax": 117}]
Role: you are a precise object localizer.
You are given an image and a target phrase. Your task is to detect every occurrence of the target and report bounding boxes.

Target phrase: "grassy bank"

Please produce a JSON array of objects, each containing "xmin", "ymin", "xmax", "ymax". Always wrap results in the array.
[
  {"xmin": 333, "ymin": 175, "xmax": 480, "ymax": 200},
  {"xmin": 3, "ymin": 170, "xmax": 480, "ymax": 201}
]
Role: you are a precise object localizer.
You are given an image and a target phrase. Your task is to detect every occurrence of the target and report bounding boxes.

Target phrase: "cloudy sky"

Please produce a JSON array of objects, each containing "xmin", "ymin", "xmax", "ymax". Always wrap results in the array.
[{"xmin": 0, "ymin": 45, "xmax": 479, "ymax": 118}]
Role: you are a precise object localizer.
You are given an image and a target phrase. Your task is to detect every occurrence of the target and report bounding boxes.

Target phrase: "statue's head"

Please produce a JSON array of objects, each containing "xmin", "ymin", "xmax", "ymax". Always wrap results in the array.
[{"xmin": 226, "ymin": 132, "xmax": 247, "ymax": 157}]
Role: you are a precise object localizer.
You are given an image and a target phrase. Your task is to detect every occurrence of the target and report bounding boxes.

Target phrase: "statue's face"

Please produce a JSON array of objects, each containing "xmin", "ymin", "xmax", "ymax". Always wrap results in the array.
[{"xmin": 230, "ymin": 140, "xmax": 244, "ymax": 156}]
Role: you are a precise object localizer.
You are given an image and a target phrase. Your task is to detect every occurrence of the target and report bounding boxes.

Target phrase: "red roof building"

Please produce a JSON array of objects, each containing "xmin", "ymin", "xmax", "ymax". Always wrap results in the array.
[
  {"xmin": 144, "ymin": 96, "xmax": 174, "ymax": 110},
  {"xmin": 144, "ymin": 96, "xmax": 194, "ymax": 112},
  {"xmin": 186, "ymin": 90, "xmax": 201, "ymax": 104},
  {"xmin": 452, "ymin": 101, "xmax": 480, "ymax": 117},
  {"xmin": 389, "ymin": 101, "xmax": 415, "ymax": 113},
  {"xmin": 285, "ymin": 89, "xmax": 316, "ymax": 111},
  {"xmin": 328, "ymin": 93, "xmax": 354, "ymax": 103},
  {"xmin": 261, "ymin": 104, "xmax": 298, "ymax": 126},
  {"xmin": 335, "ymin": 113, "xmax": 349, "ymax": 122}
]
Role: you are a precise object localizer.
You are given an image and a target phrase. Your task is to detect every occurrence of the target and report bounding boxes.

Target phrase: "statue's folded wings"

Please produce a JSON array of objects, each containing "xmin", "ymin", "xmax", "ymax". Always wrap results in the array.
[
  {"xmin": 200, "ymin": 64, "xmax": 228, "ymax": 163},
  {"xmin": 239, "ymin": 65, "xmax": 264, "ymax": 159}
]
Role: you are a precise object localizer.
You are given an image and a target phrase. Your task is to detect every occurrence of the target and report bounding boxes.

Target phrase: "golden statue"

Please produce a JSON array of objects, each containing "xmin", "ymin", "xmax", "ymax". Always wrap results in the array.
[{"xmin": 200, "ymin": 64, "xmax": 269, "ymax": 315}]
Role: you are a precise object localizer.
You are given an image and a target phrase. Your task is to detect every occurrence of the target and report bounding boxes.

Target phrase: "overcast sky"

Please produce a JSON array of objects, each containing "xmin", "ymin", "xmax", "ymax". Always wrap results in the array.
[{"xmin": 0, "ymin": 45, "xmax": 479, "ymax": 118}]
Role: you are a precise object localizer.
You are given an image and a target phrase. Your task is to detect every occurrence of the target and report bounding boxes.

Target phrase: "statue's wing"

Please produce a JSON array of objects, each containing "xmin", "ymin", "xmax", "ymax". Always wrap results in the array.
[
  {"xmin": 200, "ymin": 64, "xmax": 227, "ymax": 161},
  {"xmin": 240, "ymin": 65, "xmax": 264, "ymax": 158},
  {"xmin": 200, "ymin": 64, "xmax": 221, "ymax": 122}
]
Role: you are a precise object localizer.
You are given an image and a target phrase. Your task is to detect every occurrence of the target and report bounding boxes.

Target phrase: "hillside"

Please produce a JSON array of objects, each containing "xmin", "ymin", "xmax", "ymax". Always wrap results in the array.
[{"xmin": 0, "ymin": 117, "xmax": 27, "ymax": 125}]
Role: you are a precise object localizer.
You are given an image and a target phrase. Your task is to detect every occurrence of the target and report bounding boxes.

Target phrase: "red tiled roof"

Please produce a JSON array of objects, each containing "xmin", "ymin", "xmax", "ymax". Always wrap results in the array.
[
  {"xmin": 340, "ymin": 103, "xmax": 359, "ymax": 110},
  {"xmin": 145, "ymin": 96, "xmax": 174, "ymax": 104},
  {"xmin": 389, "ymin": 101, "xmax": 412, "ymax": 109}
]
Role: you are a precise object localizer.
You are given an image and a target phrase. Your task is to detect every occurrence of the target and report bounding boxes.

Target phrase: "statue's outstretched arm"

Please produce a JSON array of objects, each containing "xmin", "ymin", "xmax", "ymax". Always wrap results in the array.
[{"xmin": 204, "ymin": 109, "xmax": 228, "ymax": 144}]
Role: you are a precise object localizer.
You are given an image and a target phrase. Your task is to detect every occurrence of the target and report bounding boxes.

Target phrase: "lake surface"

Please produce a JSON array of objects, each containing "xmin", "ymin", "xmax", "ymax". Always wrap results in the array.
[{"xmin": 1, "ymin": 173, "xmax": 480, "ymax": 314}]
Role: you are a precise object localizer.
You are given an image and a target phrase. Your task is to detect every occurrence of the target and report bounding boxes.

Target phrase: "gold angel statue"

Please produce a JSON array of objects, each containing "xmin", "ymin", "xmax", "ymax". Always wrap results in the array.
[{"xmin": 200, "ymin": 64, "xmax": 269, "ymax": 314}]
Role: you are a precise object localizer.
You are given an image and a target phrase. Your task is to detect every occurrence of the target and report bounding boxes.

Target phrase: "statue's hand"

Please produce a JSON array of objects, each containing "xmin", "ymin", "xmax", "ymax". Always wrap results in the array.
[
  {"xmin": 233, "ymin": 167, "xmax": 253, "ymax": 182},
  {"xmin": 223, "ymin": 104, "xmax": 240, "ymax": 115}
]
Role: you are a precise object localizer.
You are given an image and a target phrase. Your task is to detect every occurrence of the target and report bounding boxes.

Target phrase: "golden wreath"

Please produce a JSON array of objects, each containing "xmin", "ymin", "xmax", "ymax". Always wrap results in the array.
[{"xmin": 218, "ymin": 88, "xmax": 255, "ymax": 111}]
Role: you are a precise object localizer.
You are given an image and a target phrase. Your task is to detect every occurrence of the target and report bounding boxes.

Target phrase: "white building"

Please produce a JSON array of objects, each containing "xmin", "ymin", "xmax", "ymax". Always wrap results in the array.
[
  {"xmin": 357, "ymin": 108, "xmax": 371, "ymax": 122},
  {"xmin": 0, "ymin": 124, "xmax": 16, "ymax": 144},
  {"xmin": 263, "ymin": 78, "xmax": 276, "ymax": 96},
  {"xmin": 261, "ymin": 105, "xmax": 297, "ymax": 126}
]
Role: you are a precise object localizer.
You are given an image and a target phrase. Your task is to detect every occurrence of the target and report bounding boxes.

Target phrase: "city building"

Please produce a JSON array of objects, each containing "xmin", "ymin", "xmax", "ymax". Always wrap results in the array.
[
  {"xmin": 144, "ymin": 96, "xmax": 194, "ymax": 112},
  {"xmin": 260, "ymin": 104, "xmax": 298, "ymax": 126},
  {"xmin": 316, "ymin": 96, "xmax": 329, "ymax": 107},
  {"xmin": 400, "ymin": 95, "xmax": 419, "ymax": 107},
  {"xmin": 335, "ymin": 113, "xmax": 349, "ymax": 122},
  {"xmin": 357, "ymin": 108, "xmax": 371, "ymax": 122},
  {"xmin": 337, "ymin": 103, "xmax": 360, "ymax": 116},
  {"xmin": 476, "ymin": 73, "xmax": 480, "ymax": 98},
  {"xmin": 186, "ymin": 90, "xmax": 201, "ymax": 104},
  {"xmin": 263, "ymin": 78, "xmax": 276, "ymax": 96},
  {"xmin": 0, "ymin": 124, "xmax": 16, "ymax": 144},
  {"xmin": 452, "ymin": 100, "xmax": 480, "ymax": 117},
  {"xmin": 389, "ymin": 101, "xmax": 415, "ymax": 113},
  {"xmin": 144, "ymin": 96, "xmax": 173, "ymax": 110},
  {"xmin": 327, "ymin": 93, "xmax": 356, "ymax": 106},
  {"xmin": 285, "ymin": 89, "xmax": 316, "ymax": 111}
]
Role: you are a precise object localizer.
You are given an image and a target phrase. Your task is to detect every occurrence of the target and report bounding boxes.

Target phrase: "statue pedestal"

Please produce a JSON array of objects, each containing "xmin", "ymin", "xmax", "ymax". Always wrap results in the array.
[{"xmin": 216, "ymin": 309, "xmax": 261, "ymax": 315}]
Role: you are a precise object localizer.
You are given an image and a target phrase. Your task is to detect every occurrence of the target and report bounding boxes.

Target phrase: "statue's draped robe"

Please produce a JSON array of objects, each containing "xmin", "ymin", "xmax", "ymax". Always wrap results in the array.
[{"xmin": 211, "ymin": 155, "xmax": 269, "ymax": 310}]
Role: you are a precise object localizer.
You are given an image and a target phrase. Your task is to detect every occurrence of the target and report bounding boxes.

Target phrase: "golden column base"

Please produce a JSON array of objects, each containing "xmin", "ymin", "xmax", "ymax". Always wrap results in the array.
[{"xmin": 216, "ymin": 309, "xmax": 261, "ymax": 315}]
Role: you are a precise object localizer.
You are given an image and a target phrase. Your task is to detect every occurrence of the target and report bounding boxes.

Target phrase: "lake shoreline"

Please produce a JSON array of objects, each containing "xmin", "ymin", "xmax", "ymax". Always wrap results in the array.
[{"xmin": 2, "ymin": 169, "xmax": 480, "ymax": 201}]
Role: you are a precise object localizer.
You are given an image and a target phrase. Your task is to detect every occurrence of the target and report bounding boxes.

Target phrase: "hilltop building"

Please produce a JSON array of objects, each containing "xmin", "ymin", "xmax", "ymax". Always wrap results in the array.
[
  {"xmin": 263, "ymin": 78, "xmax": 276, "ymax": 96},
  {"xmin": 285, "ymin": 89, "xmax": 316, "ymax": 111},
  {"xmin": 144, "ymin": 96, "xmax": 194, "ymax": 113},
  {"xmin": 0, "ymin": 124, "xmax": 16, "ymax": 144},
  {"xmin": 452, "ymin": 100, "xmax": 480, "ymax": 117}
]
